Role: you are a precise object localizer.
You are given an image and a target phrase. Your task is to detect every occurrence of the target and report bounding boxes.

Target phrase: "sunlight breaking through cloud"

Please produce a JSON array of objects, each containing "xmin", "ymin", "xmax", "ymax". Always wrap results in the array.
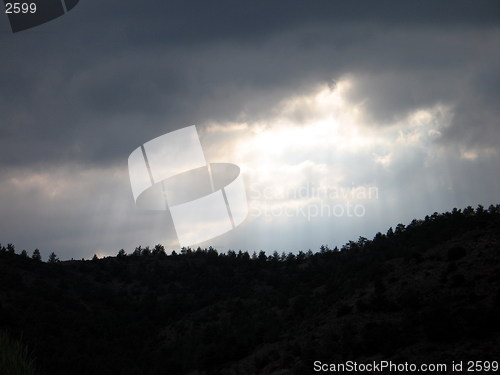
[
  {"xmin": 200, "ymin": 79, "xmax": 456, "ymax": 224},
  {"xmin": 1, "ymin": 76, "xmax": 497, "ymax": 257}
]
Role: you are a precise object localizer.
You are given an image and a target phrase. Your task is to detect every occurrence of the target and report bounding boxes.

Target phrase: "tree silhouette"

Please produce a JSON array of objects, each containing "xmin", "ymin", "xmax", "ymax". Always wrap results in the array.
[
  {"xmin": 48, "ymin": 252, "xmax": 59, "ymax": 263},
  {"xmin": 152, "ymin": 244, "xmax": 166, "ymax": 257},
  {"xmin": 141, "ymin": 246, "xmax": 151, "ymax": 256},
  {"xmin": 132, "ymin": 246, "xmax": 142, "ymax": 257},
  {"xmin": 32, "ymin": 249, "xmax": 41, "ymax": 262},
  {"xmin": 0, "ymin": 203, "xmax": 499, "ymax": 375}
]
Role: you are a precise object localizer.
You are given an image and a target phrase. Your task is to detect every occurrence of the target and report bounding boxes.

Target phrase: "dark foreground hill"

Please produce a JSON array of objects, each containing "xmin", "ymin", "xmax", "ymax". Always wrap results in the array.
[{"xmin": 1, "ymin": 205, "xmax": 499, "ymax": 375}]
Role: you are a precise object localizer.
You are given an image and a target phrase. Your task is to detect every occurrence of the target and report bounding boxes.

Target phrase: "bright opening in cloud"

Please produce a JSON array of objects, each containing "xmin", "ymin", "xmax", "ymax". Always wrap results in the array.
[
  {"xmin": 201, "ymin": 78, "xmax": 453, "ymax": 214},
  {"xmin": 191, "ymin": 77, "xmax": 499, "ymax": 251}
]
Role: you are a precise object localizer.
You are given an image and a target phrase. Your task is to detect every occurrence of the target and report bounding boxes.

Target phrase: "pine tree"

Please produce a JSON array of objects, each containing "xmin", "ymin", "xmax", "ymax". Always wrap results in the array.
[
  {"xmin": 48, "ymin": 252, "xmax": 59, "ymax": 263},
  {"xmin": 152, "ymin": 244, "xmax": 165, "ymax": 256},
  {"xmin": 32, "ymin": 249, "xmax": 42, "ymax": 262}
]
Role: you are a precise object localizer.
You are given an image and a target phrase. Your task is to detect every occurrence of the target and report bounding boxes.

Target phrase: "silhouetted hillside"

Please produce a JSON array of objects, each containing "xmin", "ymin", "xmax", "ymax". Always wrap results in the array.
[{"xmin": 1, "ymin": 204, "xmax": 499, "ymax": 375}]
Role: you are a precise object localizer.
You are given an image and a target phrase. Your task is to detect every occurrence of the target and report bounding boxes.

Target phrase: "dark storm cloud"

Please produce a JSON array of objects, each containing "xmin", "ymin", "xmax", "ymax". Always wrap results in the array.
[
  {"xmin": 81, "ymin": 0, "xmax": 500, "ymax": 45},
  {"xmin": 0, "ymin": 0, "xmax": 498, "ymax": 168}
]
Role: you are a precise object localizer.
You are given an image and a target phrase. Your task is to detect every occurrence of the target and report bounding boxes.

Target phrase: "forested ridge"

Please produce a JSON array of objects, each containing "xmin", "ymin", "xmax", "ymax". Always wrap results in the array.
[{"xmin": 1, "ymin": 204, "xmax": 499, "ymax": 375}]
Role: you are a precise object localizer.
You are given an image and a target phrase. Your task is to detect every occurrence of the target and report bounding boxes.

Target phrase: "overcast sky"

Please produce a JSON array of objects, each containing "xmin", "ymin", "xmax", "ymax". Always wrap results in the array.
[{"xmin": 1, "ymin": 1, "xmax": 499, "ymax": 260}]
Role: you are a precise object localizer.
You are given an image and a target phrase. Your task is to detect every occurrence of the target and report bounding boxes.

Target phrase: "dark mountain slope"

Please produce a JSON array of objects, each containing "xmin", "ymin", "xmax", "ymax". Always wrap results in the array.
[{"xmin": 1, "ymin": 205, "xmax": 499, "ymax": 375}]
